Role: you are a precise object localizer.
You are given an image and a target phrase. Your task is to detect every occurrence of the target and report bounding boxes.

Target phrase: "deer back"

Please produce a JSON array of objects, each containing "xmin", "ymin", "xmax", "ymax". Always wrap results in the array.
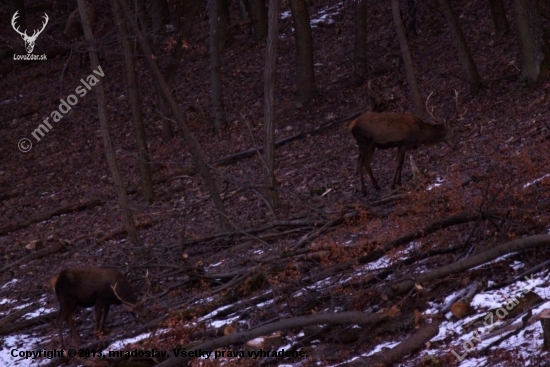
[
  {"xmin": 52, "ymin": 266, "xmax": 139, "ymax": 308},
  {"xmin": 350, "ymin": 112, "xmax": 446, "ymax": 149},
  {"xmin": 63, "ymin": 2, "xmax": 96, "ymax": 41}
]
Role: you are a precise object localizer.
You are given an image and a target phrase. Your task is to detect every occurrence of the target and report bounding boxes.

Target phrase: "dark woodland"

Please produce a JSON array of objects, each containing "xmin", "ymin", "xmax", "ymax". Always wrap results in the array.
[{"xmin": 1, "ymin": 0, "xmax": 550, "ymax": 366}]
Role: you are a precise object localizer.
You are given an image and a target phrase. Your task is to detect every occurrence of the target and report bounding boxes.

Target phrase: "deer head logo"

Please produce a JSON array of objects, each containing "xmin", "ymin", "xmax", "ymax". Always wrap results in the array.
[{"xmin": 11, "ymin": 11, "xmax": 49, "ymax": 54}]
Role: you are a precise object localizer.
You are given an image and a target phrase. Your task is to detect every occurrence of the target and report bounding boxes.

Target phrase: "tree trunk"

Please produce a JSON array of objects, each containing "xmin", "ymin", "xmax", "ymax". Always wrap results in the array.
[
  {"xmin": 135, "ymin": 0, "xmax": 174, "ymax": 141},
  {"xmin": 263, "ymin": 0, "xmax": 281, "ymax": 209},
  {"xmin": 354, "ymin": 0, "xmax": 367, "ymax": 80},
  {"xmin": 151, "ymin": 0, "xmax": 170, "ymax": 37},
  {"xmin": 391, "ymin": 0, "xmax": 424, "ymax": 117},
  {"xmin": 79, "ymin": 0, "xmax": 142, "ymax": 246},
  {"xmin": 439, "ymin": 0, "xmax": 481, "ymax": 89},
  {"xmin": 219, "ymin": 0, "xmax": 234, "ymax": 48},
  {"xmin": 514, "ymin": 0, "xmax": 550, "ymax": 84},
  {"xmin": 250, "ymin": 0, "xmax": 268, "ymax": 41},
  {"xmin": 289, "ymin": 0, "xmax": 316, "ymax": 106},
  {"xmin": 489, "ymin": 0, "xmax": 509, "ymax": 36},
  {"xmin": 117, "ymin": 0, "xmax": 230, "ymax": 230},
  {"xmin": 209, "ymin": 0, "xmax": 227, "ymax": 132},
  {"xmin": 405, "ymin": 0, "xmax": 417, "ymax": 39},
  {"xmin": 238, "ymin": 0, "xmax": 249, "ymax": 20},
  {"xmin": 157, "ymin": 1, "xmax": 203, "ymax": 142},
  {"xmin": 136, "ymin": 0, "xmax": 152, "ymax": 42},
  {"xmin": 540, "ymin": 0, "xmax": 550, "ymax": 20},
  {"xmin": 112, "ymin": 0, "xmax": 154, "ymax": 204}
]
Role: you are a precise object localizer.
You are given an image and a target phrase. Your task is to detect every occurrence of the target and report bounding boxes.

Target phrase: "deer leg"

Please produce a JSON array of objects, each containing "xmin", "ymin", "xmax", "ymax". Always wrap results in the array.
[
  {"xmin": 55, "ymin": 312, "xmax": 67, "ymax": 349},
  {"xmin": 100, "ymin": 305, "xmax": 110, "ymax": 333},
  {"xmin": 57, "ymin": 301, "xmax": 79, "ymax": 347},
  {"xmin": 362, "ymin": 144, "xmax": 379, "ymax": 192},
  {"xmin": 392, "ymin": 146, "xmax": 407, "ymax": 189},
  {"xmin": 357, "ymin": 152, "xmax": 366, "ymax": 195},
  {"xmin": 94, "ymin": 304, "xmax": 103, "ymax": 335},
  {"xmin": 65, "ymin": 308, "xmax": 81, "ymax": 346}
]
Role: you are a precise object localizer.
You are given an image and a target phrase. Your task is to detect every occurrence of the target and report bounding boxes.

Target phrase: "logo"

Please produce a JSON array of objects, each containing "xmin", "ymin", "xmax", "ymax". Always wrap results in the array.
[{"xmin": 11, "ymin": 11, "xmax": 48, "ymax": 60}]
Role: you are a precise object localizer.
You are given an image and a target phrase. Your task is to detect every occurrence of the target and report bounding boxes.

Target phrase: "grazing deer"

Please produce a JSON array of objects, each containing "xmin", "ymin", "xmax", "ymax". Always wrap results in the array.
[
  {"xmin": 62, "ymin": 2, "xmax": 96, "ymax": 67},
  {"xmin": 350, "ymin": 92, "xmax": 459, "ymax": 196},
  {"xmin": 50, "ymin": 266, "xmax": 147, "ymax": 348}
]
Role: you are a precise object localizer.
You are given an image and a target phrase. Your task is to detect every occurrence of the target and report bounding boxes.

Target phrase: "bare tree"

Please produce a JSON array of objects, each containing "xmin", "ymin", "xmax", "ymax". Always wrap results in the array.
[
  {"xmin": 354, "ymin": 0, "xmax": 367, "ymax": 81},
  {"xmin": 540, "ymin": 0, "xmax": 550, "ymax": 20},
  {"xmin": 209, "ymin": 0, "xmax": 227, "ymax": 132},
  {"xmin": 405, "ymin": 0, "xmax": 417, "ymax": 39},
  {"xmin": 263, "ymin": 0, "xmax": 281, "ymax": 208},
  {"xmin": 150, "ymin": 0, "xmax": 170, "ymax": 37},
  {"xmin": 250, "ymin": 0, "xmax": 268, "ymax": 41},
  {"xmin": 391, "ymin": 0, "xmax": 423, "ymax": 117},
  {"xmin": 489, "ymin": 0, "xmax": 509, "ymax": 36},
  {"xmin": 112, "ymin": 0, "xmax": 154, "ymax": 203},
  {"xmin": 218, "ymin": 0, "xmax": 234, "ymax": 48},
  {"xmin": 156, "ymin": 2, "xmax": 203, "ymax": 141},
  {"xmin": 439, "ymin": 0, "xmax": 481, "ymax": 88},
  {"xmin": 514, "ymin": 0, "xmax": 550, "ymax": 84},
  {"xmin": 289, "ymin": 0, "xmax": 316, "ymax": 106},
  {"xmin": 78, "ymin": 0, "xmax": 142, "ymax": 246},
  {"xmin": 238, "ymin": 0, "xmax": 249, "ymax": 20},
  {"xmin": 117, "ymin": 0, "xmax": 230, "ymax": 230}
]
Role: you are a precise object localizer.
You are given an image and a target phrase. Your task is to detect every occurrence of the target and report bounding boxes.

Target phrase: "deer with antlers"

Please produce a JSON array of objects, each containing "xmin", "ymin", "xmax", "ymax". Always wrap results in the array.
[
  {"xmin": 50, "ymin": 266, "xmax": 148, "ymax": 348},
  {"xmin": 349, "ymin": 92, "xmax": 462, "ymax": 196}
]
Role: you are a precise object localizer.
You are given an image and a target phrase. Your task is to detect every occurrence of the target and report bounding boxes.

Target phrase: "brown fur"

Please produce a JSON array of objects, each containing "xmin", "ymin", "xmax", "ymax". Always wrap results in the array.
[
  {"xmin": 63, "ymin": 2, "xmax": 96, "ymax": 41},
  {"xmin": 350, "ymin": 112, "xmax": 455, "ymax": 196},
  {"xmin": 51, "ymin": 266, "xmax": 146, "ymax": 348},
  {"xmin": 62, "ymin": 2, "xmax": 96, "ymax": 68},
  {"xmin": 49, "ymin": 274, "xmax": 59, "ymax": 292}
]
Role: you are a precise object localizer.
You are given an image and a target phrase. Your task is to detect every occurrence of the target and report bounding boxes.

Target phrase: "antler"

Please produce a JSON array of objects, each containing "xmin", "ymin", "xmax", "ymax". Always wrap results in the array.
[
  {"xmin": 138, "ymin": 270, "xmax": 151, "ymax": 306},
  {"xmin": 33, "ymin": 13, "xmax": 49, "ymax": 38},
  {"xmin": 11, "ymin": 11, "xmax": 26, "ymax": 38},
  {"xmin": 425, "ymin": 92, "xmax": 443, "ymax": 124},
  {"xmin": 111, "ymin": 283, "xmax": 137, "ymax": 307},
  {"xmin": 454, "ymin": 89, "xmax": 467, "ymax": 120}
]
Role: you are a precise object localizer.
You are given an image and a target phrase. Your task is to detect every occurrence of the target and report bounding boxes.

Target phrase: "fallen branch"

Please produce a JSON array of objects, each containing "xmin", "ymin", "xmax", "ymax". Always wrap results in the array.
[
  {"xmin": 351, "ymin": 322, "xmax": 439, "ymax": 366},
  {"xmin": 155, "ymin": 311, "xmax": 390, "ymax": 366},
  {"xmin": 309, "ymin": 210, "xmax": 489, "ymax": 284},
  {"xmin": 0, "ymin": 302, "xmax": 41, "ymax": 328},
  {"xmin": 0, "ymin": 312, "xmax": 55, "ymax": 335},
  {"xmin": 211, "ymin": 111, "xmax": 362, "ymax": 167},
  {"xmin": 0, "ymin": 244, "xmax": 66, "ymax": 274},
  {"xmin": 0, "ymin": 197, "xmax": 103, "ymax": 235},
  {"xmin": 40, "ymin": 315, "xmax": 168, "ymax": 367},
  {"xmin": 172, "ymin": 218, "xmax": 332, "ymax": 249},
  {"xmin": 383, "ymin": 234, "xmax": 550, "ymax": 298},
  {"xmin": 94, "ymin": 220, "xmax": 158, "ymax": 246},
  {"xmin": 359, "ymin": 210, "xmax": 490, "ymax": 264}
]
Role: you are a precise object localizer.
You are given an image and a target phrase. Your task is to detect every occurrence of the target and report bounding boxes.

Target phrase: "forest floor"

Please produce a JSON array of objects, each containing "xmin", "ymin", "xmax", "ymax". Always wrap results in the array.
[{"xmin": 1, "ymin": 0, "xmax": 550, "ymax": 366}]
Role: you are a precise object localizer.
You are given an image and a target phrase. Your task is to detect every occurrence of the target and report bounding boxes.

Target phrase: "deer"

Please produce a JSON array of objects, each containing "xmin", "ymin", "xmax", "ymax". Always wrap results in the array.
[
  {"xmin": 50, "ymin": 266, "xmax": 147, "ymax": 348},
  {"xmin": 61, "ymin": 2, "xmax": 97, "ymax": 67},
  {"xmin": 349, "ymin": 92, "xmax": 460, "ymax": 196}
]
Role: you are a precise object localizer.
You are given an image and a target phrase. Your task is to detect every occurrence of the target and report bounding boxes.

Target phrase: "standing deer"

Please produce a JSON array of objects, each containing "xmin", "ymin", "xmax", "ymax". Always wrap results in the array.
[
  {"xmin": 350, "ymin": 92, "xmax": 459, "ymax": 196},
  {"xmin": 62, "ymin": 2, "xmax": 96, "ymax": 67},
  {"xmin": 50, "ymin": 266, "xmax": 147, "ymax": 348}
]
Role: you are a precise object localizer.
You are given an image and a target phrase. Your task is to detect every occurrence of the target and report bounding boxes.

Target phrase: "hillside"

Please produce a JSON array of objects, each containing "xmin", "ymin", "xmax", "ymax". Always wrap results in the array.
[{"xmin": 1, "ymin": 0, "xmax": 550, "ymax": 366}]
